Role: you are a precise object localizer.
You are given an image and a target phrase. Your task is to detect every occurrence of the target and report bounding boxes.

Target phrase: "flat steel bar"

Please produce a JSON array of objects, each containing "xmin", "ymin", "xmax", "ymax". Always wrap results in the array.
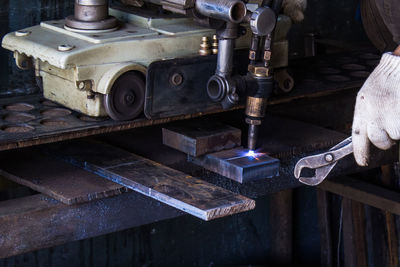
[
  {"xmin": 0, "ymin": 149, "xmax": 128, "ymax": 205},
  {"xmin": 162, "ymin": 120, "xmax": 241, "ymax": 156},
  {"xmin": 0, "ymin": 192, "xmax": 182, "ymax": 259},
  {"xmin": 44, "ymin": 140, "xmax": 255, "ymax": 221},
  {"xmin": 189, "ymin": 148, "xmax": 279, "ymax": 183}
]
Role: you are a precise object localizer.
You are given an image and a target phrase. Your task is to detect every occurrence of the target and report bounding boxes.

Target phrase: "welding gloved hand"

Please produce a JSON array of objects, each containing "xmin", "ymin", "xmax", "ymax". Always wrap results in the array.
[
  {"xmin": 352, "ymin": 52, "xmax": 400, "ymax": 166},
  {"xmin": 282, "ymin": 0, "xmax": 307, "ymax": 23}
]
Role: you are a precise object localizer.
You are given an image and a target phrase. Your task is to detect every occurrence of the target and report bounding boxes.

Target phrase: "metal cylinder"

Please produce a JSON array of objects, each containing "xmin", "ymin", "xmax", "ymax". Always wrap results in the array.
[
  {"xmin": 216, "ymin": 39, "xmax": 234, "ymax": 77},
  {"xmin": 195, "ymin": 0, "xmax": 247, "ymax": 23},
  {"xmin": 247, "ymin": 124, "xmax": 259, "ymax": 151},
  {"xmin": 245, "ymin": 96, "xmax": 268, "ymax": 118},
  {"xmin": 65, "ymin": 0, "xmax": 118, "ymax": 31},
  {"xmin": 74, "ymin": 0, "xmax": 108, "ymax": 22}
]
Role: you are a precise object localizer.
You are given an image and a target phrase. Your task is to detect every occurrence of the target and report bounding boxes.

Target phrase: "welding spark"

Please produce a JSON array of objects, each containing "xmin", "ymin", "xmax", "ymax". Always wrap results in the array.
[
  {"xmin": 243, "ymin": 150, "xmax": 265, "ymax": 160},
  {"xmin": 246, "ymin": 150, "xmax": 256, "ymax": 157}
]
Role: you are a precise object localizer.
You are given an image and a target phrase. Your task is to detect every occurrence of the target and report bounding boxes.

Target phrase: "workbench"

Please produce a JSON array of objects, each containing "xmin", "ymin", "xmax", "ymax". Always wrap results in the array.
[{"xmin": 0, "ymin": 50, "xmax": 397, "ymax": 261}]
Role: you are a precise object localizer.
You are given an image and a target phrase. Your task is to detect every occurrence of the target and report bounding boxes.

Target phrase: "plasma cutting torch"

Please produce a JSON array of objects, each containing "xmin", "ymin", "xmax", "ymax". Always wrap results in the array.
[
  {"xmin": 98, "ymin": 0, "xmax": 281, "ymax": 150},
  {"xmin": 137, "ymin": 0, "xmax": 282, "ymax": 151}
]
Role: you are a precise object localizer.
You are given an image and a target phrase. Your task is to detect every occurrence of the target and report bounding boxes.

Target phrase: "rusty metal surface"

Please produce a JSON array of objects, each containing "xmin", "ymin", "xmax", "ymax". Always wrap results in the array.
[
  {"xmin": 43, "ymin": 140, "xmax": 256, "ymax": 221},
  {"xmin": 0, "ymin": 50, "xmax": 380, "ymax": 152},
  {"xmin": 189, "ymin": 147, "xmax": 279, "ymax": 183},
  {"xmin": 0, "ymin": 191, "xmax": 183, "ymax": 259},
  {"xmin": 162, "ymin": 120, "xmax": 241, "ymax": 156},
  {"xmin": 0, "ymin": 149, "xmax": 128, "ymax": 205}
]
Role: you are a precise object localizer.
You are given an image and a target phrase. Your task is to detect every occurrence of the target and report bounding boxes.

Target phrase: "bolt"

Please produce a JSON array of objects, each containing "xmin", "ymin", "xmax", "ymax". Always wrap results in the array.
[
  {"xmin": 78, "ymin": 81, "xmax": 86, "ymax": 90},
  {"xmin": 125, "ymin": 93, "xmax": 135, "ymax": 104},
  {"xmin": 58, "ymin": 44, "xmax": 75, "ymax": 52},
  {"xmin": 325, "ymin": 153, "xmax": 334, "ymax": 162},
  {"xmin": 170, "ymin": 73, "xmax": 183, "ymax": 86},
  {"xmin": 15, "ymin": 30, "xmax": 31, "ymax": 37}
]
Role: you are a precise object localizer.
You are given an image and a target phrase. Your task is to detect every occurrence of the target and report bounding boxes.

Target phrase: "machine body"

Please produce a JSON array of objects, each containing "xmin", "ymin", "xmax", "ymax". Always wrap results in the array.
[{"xmin": 2, "ymin": 0, "xmax": 289, "ymax": 150}]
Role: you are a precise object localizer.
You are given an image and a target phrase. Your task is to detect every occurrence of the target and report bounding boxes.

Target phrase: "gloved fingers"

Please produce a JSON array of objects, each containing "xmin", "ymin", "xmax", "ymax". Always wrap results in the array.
[
  {"xmin": 282, "ymin": 0, "xmax": 307, "ymax": 23},
  {"xmin": 367, "ymin": 123, "xmax": 395, "ymax": 150},
  {"xmin": 352, "ymin": 116, "xmax": 370, "ymax": 166},
  {"xmin": 384, "ymin": 113, "xmax": 400, "ymax": 140}
]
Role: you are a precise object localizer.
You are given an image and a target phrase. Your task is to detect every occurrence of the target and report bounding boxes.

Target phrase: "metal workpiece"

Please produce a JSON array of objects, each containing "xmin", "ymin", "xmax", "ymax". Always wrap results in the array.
[
  {"xmin": 162, "ymin": 120, "xmax": 241, "ymax": 156},
  {"xmin": 250, "ymin": 7, "xmax": 276, "ymax": 36},
  {"xmin": 65, "ymin": 0, "xmax": 119, "ymax": 31},
  {"xmin": 189, "ymin": 147, "xmax": 280, "ymax": 183},
  {"xmin": 195, "ymin": 0, "xmax": 247, "ymax": 23}
]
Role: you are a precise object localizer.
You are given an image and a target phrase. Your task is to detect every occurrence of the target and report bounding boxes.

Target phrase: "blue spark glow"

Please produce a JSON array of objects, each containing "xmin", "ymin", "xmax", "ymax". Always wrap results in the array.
[{"xmin": 246, "ymin": 150, "xmax": 256, "ymax": 158}]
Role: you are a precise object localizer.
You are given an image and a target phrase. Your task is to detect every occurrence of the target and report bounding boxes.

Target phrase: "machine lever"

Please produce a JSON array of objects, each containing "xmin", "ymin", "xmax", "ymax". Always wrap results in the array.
[{"xmin": 294, "ymin": 137, "xmax": 353, "ymax": 186}]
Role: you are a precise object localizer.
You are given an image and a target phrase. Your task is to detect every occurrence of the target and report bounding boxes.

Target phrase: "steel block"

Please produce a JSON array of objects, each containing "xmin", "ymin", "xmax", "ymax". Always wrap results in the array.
[
  {"xmin": 189, "ymin": 147, "xmax": 279, "ymax": 183},
  {"xmin": 162, "ymin": 121, "xmax": 241, "ymax": 156}
]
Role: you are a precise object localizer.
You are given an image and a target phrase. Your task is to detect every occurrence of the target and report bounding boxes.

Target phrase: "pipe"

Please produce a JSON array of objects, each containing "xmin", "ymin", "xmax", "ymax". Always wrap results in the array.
[{"xmin": 195, "ymin": 0, "xmax": 247, "ymax": 23}]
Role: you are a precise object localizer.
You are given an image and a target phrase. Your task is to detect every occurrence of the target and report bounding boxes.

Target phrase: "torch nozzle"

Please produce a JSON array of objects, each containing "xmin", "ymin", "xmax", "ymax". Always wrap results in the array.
[{"xmin": 247, "ymin": 124, "xmax": 259, "ymax": 151}]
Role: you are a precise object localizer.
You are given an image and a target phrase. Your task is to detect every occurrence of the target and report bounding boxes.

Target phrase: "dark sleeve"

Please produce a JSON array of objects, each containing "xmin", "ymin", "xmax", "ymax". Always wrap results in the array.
[{"xmin": 376, "ymin": 0, "xmax": 400, "ymax": 45}]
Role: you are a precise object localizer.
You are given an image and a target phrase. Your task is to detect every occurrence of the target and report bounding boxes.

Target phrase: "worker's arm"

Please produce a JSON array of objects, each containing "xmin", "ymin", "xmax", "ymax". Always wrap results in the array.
[
  {"xmin": 352, "ymin": 46, "xmax": 400, "ymax": 166},
  {"xmin": 352, "ymin": 0, "xmax": 400, "ymax": 166}
]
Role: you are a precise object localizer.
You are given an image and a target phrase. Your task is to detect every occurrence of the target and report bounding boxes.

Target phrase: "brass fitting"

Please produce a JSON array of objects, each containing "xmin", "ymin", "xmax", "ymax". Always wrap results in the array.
[
  {"xmin": 245, "ymin": 96, "xmax": 268, "ymax": 118},
  {"xmin": 248, "ymin": 65, "xmax": 270, "ymax": 77},
  {"xmin": 199, "ymin": 36, "xmax": 212, "ymax": 56},
  {"xmin": 212, "ymin": 35, "xmax": 218, "ymax": 55}
]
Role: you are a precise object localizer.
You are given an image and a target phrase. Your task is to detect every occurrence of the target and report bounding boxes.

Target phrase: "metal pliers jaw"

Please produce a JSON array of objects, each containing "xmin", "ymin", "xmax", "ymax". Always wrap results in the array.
[{"xmin": 294, "ymin": 137, "xmax": 353, "ymax": 186}]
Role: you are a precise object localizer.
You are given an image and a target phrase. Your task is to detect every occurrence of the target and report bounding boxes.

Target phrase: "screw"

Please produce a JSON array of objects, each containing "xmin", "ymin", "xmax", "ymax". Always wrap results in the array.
[
  {"xmin": 58, "ymin": 44, "xmax": 75, "ymax": 52},
  {"xmin": 15, "ymin": 30, "xmax": 31, "ymax": 37},
  {"xmin": 170, "ymin": 73, "xmax": 183, "ymax": 86},
  {"xmin": 325, "ymin": 153, "xmax": 334, "ymax": 162},
  {"xmin": 78, "ymin": 81, "xmax": 86, "ymax": 90}
]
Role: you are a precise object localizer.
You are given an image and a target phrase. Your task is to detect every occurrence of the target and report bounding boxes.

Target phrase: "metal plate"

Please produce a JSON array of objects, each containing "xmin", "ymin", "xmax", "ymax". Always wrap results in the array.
[
  {"xmin": 189, "ymin": 147, "xmax": 280, "ymax": 183},
  {"xmin": 162, "ymin": 120, "xmax": 241, "ymax": 156}
]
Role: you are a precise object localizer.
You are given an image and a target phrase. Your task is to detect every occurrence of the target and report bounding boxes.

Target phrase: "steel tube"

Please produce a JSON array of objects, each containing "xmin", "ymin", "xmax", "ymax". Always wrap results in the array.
[
  {"xmin": 195, "ymin": 0, "xmax": 247, "ymax": 23},
  {"xmin": 216, "ymin": 38, "xmax": 234, "ymax": 77}
]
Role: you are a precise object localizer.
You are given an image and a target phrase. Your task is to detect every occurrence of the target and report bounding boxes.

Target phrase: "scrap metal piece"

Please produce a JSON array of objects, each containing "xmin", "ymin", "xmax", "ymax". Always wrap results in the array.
[
  {"xmin": 0, "ymin": 149, "xmax": 128, "ymax": 205},
  {"xmin": 294, "ymin": 137, "xmax": 353, "ymax": 186},
  {"xmin": 189, "ymin": 147, "xmax": 279, "ymax": 183},
  {"xmin": 162, "ymin": 121, "xmax": 241, "ymax": 156},
  {"xmin": 45, "ymin": 140, "xmax": 255, "ymax": 221}
]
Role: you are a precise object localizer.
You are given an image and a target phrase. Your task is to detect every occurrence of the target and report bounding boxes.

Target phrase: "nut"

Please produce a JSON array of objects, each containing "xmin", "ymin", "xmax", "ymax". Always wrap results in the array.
[
  {"xmin": 15, "ymin": 30, "xmax": 31, "ymax": 37},
  {"xmin": 250, "ymin": 66, "xmax": 269, "ymax": 77},
  {"xmin": 58, "ymin": 44, "xmax": 75, "ymax": 52},
  {"xmin": 170, "ymin": 73, "xmax": 183, "ymax": 86}
]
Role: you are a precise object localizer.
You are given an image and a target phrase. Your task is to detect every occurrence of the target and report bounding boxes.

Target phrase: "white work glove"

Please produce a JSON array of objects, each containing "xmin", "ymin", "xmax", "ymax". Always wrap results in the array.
[
  {"xmin": 352, "ymin": 53, "xmax": 400, "ymax": 166},
  {"xmin": 282, "ymin": 0, "xmax": 307, "ymax": 23}
]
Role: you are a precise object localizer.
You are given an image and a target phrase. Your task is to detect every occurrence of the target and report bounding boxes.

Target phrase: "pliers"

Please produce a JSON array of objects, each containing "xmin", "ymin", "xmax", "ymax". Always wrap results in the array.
[{"xmin": 294, "ymin": 137, "xmax": 353, "ymax": 186}]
